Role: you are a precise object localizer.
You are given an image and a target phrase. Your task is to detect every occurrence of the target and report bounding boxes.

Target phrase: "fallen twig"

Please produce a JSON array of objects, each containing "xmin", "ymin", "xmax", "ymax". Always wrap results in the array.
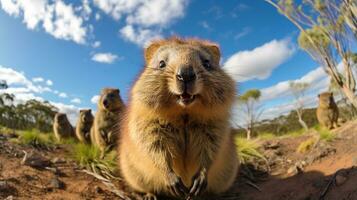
[
  {"xmin": 245, "ymin": 180, "xmax": 262, "ymax": 192},
  {"xmin": 319, "ymin": 168, "xmax": 349, "ymax": 200},
  {"xmin": 82, "ymin": 169, "xmax": 132, "ymax": 200}
]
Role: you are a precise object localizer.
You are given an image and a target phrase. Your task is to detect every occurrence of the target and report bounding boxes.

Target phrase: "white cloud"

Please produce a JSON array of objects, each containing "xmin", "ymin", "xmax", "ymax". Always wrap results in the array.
[
  {"xmin": 51, "ymin": 102, "xmax": 79, "ymax": 125},
  {"xmin": 95, "ymin": 13, "xmax": 101, "ymax": 20},
  {"xmin": 70, "ymin": 98, "xmax": 81, "ymax": 104},
  {"xmin": 255, "ymin": 65, "xmax": 337, "ymax": 120},
  {"xmin": 91, "ymin": 95, "xmax": 100, "ymax": 104},
  {"xmin": 261, "ymin": 95, "xmax": 318, "ymax": 120},
  {"xmin": 77, "ymin": 0, "xmax": 91, "ymax": 20},
  {"xmin": 46, "ymin": 79, "xmax": 53, "ymax": 86},
  {"xmin": 0, "ymin": 65, "xmax": 81, "ymax": 125},
  {"xmin": 234, "ymin": 27, "xmax": 251, "ymax": 40},
  {"xmin": 58, "ymin": 92, "xmax": 67, "ymax": 98},
  {"xmin": 94, "ymin": 0, "xmax": 187, "ymax": 26},
  {"xmin": 91, "ymin": 52, "xmax": 119, "ymax": 64},
  {"xmin": 0, "ymin": 66, "xmax": 50, "ymax": 93},
  {"xmin": 92, "ymin": 41, "xmax": 101, "ymax": 48},
  {"xmin": 32, "ymin": 77, "xmax": 44, "ymax": 82},
  {"xmin": 199, "ymin": 21, "xmax": 212, "ymax": 31},
  {"xmin": 223, "ymin": 39, "xmax": 295, "ymax": 82},
  {"xmin": 119, "ymin": 25, "xmax": 161, "ymax": 46},
  {"xmin": 94, "ymin": 0, "xmax": 188, "ymax": 46},
  {"xmin": 260, "ymin": 67, "xmax": 328, "ymax": 102},
  {"xmin": 0, "ymin": 0, "xmax": 89, "ymax": 44}
]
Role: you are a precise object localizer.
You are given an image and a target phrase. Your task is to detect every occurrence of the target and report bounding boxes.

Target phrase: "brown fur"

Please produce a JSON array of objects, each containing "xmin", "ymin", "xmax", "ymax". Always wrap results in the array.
[
  {"xmin": 317, "ymin": 92, "xmax": 339, "ymax": 129},
  {"xmin": 76, "ymin": 109, "xmax": 94, "ymax": 143},
  {"xmin": 118, "ymin": 37, "xmax": 239, "ymax": 199},
  {"xmin": 91, "ymin": 88, "xmax": 125, "ymax": 158},
  {"xmin": 53, "ymin": 113, "xmax": 74, "ymax": 141}
]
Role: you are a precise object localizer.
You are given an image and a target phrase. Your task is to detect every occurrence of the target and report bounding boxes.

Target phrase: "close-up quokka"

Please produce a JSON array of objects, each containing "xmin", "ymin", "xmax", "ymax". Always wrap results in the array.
[{"xmin": 118, "ymin": 37, "xmax": 239, "ymax": 200}]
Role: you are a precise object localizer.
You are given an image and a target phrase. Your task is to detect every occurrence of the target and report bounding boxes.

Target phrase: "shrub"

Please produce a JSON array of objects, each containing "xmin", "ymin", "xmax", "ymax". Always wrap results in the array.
[
  {"xmin": 71, "ymin": 143, "xmax": 117, "ymax": 177},
  {"xmin": 235, "ymin": 137, "xmax": 265, "ymax": 164},
  {"xmin": 18, "ymin": 129, "xmax": 54, "ymax": 148},
  {"xmin": 296, "ymin": 138, "xmax": 317, "ymax": 153},
  {"xmin": 318, "ymin": 129, "xmax": 335, "ymax": 142}
]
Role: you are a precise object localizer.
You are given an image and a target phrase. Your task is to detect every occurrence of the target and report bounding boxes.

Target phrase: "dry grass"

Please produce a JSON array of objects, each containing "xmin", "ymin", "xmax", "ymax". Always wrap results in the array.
[
  {"xmin": 71, "ymin": 143, "xmax": 118, "ymax": 179},
  {"xmin": 235, "ymin": 137, "xmax": 265, "ymax": 164},
  {"xmin": 296, "ymin": 137, "xmax": 317, "ymax": 153}
]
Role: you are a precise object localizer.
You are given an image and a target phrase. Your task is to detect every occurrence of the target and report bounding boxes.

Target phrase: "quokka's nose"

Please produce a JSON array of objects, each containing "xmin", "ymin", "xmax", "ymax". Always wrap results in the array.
[{"xmin": 176, "ymin": 66, "xmax": 196, "ymax": 83}]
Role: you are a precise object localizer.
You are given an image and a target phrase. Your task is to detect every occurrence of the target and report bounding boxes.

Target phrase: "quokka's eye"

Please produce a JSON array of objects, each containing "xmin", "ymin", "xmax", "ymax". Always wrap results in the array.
[
  {"xmin": 203, "ymin": 59, "xmax": 211, "ymax": 70},
  {"xmin": 159, "ymin": 60, "xmax": 166, "ymax": 68}
]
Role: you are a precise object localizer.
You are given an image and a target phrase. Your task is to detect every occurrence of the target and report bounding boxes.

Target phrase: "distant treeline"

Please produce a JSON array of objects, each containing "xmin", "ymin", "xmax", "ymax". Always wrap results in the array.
[{"xmin": 0, "ymin": 81, "xmax": 58, "ymax": 132}]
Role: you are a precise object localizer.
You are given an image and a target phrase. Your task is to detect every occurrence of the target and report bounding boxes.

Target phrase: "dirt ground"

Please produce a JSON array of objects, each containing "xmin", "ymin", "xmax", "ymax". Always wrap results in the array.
[{"xmin": 1, "ymin": 121, "xmax": 357, "ymax": 200}]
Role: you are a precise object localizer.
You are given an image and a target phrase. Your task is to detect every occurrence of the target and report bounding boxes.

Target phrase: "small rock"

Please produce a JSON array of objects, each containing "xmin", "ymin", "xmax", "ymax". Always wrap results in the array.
[
  {"xmin": 301, "ymin": 161, "xmax": 307, "ymax": 166},
  {"xmin": 287, "ymin": 166, "xmax": 298, "ymax": 175},
  {"xmin": 0, "ymin": 180, "xmax": 8, "ymax": 189},
  {"xmin": 263, "ymin": 141, "xmax": 280, "ymax": 150},
  {"xmin": 49, "ymin": 177, "xmax": 65, "ymax": 189},
  {"xmin": 51, "ymin": 157, "xmax": 66, "ymax": 164},
  {"xmin": 287, "ymin": 163, "xmax": 304, "ymax": 175},
  {"xmin": 21, "ymin": 151, "xmax": 51, "ymax": 169},
  {"xmin": 5, "ymin": 196, "xmax": 13, "ymax": 200},
  {"xmin": 335, "ymin": 174, "xmax": 347, "ymax": 186},
  {"xmin": 45, "ymin": 167, "xmax": 60, "ymax": 175}
]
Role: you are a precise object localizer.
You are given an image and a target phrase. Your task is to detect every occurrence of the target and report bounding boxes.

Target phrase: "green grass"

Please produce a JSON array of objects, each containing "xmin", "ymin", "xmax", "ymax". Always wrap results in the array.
[
  {"xmin": 71, "ymin": 143, "xmax": 117, "ymax": 176},
  {"xmin": 313, "ymin": 125, "xmax": 335, "ymax": 142},
  {"xmin": 258, "ymin": 132, "xmax": 276, "ymax": 140},
  {"xmin": 235, "ymin": 137, "xmax": 265, "ymax": 164},
  {"xmin": 296, "ymin": 138, "xmax": 317, "ymax": 153},
  {"xmin": 17, "ymin": 129, "xmax": 54, "ymax": 147},
  {"xmin": 318, "ymin": 129, "xmax": 335, "ymax": 142},
  {"xmin": 0, "ymin": 125, "xmax": 17, "ymax": 136},
  {"xmin": 54, "ymin": 137, "xmax": 77, "ymax": 145},
  {"xmin": 284, "ymin": 128, "xmax": 306, "ymax": 138}
]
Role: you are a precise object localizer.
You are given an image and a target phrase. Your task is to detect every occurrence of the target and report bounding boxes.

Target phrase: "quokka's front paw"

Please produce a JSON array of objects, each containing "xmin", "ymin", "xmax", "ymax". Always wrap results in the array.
[
  {"xmin": 143, "ymin": 193, "xmax": 157, "ymax": 200},
  {"xmin": 188, "ymin": 168, "xmax": 207, "ymax": 197},
  {"xmin": 167, "ymin": 172, "xmax": 188, "ymax": 197}
]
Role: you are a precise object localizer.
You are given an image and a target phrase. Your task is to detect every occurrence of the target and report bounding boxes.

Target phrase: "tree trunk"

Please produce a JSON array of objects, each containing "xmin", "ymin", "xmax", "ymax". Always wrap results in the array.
[
  {"xmin": 342, "ymin": 85, "xmax": 357, "ymax": 109},
  {"xmin": 246, "ymin": 126, "xmax": 252, "ymax": 140},
  {"xmin": 297, "ymin": 111, "xmax": 309, "ymax": 131}
]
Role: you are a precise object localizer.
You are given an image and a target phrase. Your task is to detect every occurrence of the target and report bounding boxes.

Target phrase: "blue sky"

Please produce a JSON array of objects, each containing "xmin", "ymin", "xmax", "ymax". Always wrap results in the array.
[{"xmin": 0, "ymin": 0, "xmax": 330, "ymax": 124}]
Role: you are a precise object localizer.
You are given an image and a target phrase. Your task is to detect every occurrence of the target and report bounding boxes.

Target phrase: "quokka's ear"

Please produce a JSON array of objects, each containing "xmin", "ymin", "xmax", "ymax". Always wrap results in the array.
[
  {"xmin": 203, "ymin": 41, "xmax": 221, "ymax": 64},
  {"xmin": 144, "ymin": 41, "xmax": 163, "ymax": 64},
  {"xmin": 114, "ymin": 88, "xmax": 120, "ymax": 94}
]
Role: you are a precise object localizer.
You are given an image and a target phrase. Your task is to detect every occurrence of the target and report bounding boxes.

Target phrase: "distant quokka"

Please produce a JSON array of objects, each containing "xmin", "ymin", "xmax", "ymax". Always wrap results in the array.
[
  {"xmin": 118, "ymin": 37, "xmax": 239, "ymax": 200},
  {"xmin": 76, "ymin": 109, "xmax": 94, "ymax": 143},
  {"xmin": 53, "ymin": 113, "xmax": 75, "ymax": 141},
  {"xmin": 91, "ymin": 88, "xmax": 124, "ymax": 158},
  {"xmin": 317, "ymin": 92, "xmax": 339, "ymax": 129}
]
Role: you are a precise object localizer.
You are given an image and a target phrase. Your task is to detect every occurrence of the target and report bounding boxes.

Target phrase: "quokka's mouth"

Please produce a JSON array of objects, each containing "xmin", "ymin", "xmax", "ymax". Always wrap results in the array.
[{"xmin": 177, "ymin": 92, "xmax": 196, "ymax": 106}]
